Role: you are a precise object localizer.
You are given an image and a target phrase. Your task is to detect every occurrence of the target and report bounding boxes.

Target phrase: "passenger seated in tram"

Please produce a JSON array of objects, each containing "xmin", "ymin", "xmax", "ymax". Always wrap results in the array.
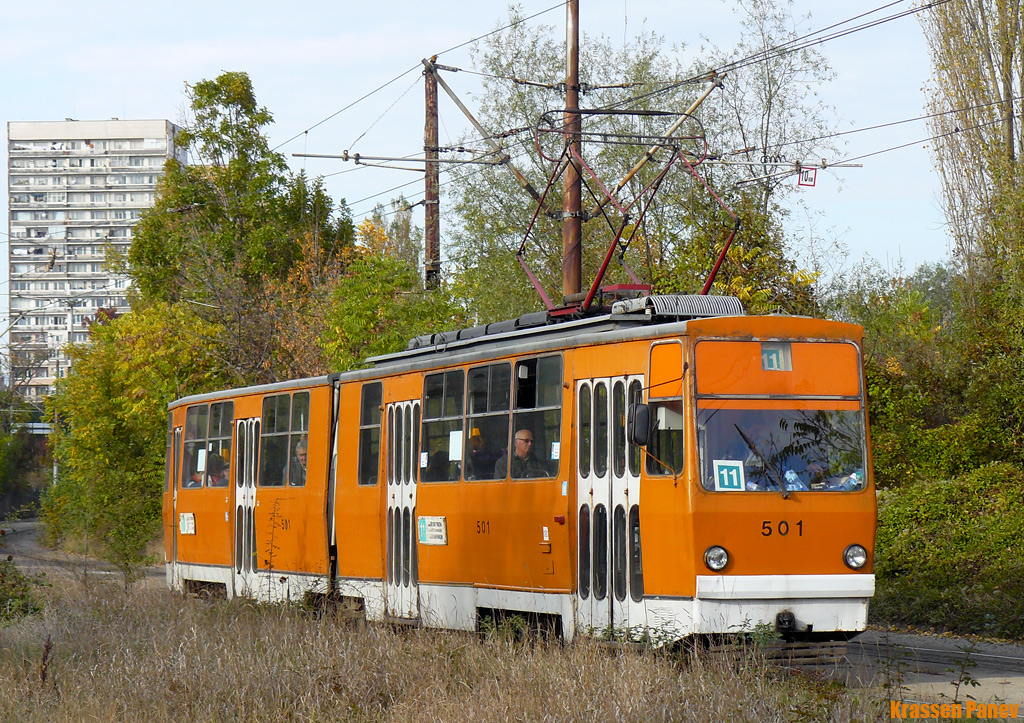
[
  {"xmin": 423, "ymin": 450, "xmax": 451, "ymax": 482},
  {"xmin": 465, "ymin": 430, "xmax": 501, "ymax": 480},
  {"xmin": 206, "ymin": 453, "xmax": 228, "ymax": 487},
  {"xmin": 494, "ymin": 428, "xmax": 550, "ymax": 479}
]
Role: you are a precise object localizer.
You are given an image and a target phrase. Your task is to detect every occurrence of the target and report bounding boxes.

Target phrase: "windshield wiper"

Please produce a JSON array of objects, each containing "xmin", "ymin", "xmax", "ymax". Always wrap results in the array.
[{"xmin": 733, "ymin": 424, "xmax": 790, "ymax": 499}]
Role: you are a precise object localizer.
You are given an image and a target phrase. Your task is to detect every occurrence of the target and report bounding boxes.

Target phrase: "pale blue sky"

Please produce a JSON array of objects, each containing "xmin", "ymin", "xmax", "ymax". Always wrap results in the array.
[{"xmin": 2, "ymin": 0, "xmax": 950, "ymax": 300}]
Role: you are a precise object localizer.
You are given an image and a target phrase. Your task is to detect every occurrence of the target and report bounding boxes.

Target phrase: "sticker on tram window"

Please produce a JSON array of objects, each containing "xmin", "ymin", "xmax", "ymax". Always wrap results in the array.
[
  {"xmin": 418, "ymin": 515, "xmax": 448, "ymax": 545},
  {"xmin": 713, "ymin": 460, "xmax": 745, "ymax": 491},
  {"xmin": 178, "ymin": 512, "xmax": 196, "ymax": 535},
  {"xmin": 551, "ymin": 441, "xmax": 560, "ymax": 460},
  {"xmin": 761, "ymin": 342, "xmax": 792, "ymax": 371},
  {"xmin": 420, "ymin": 451, "xmax": 429, "ymax": 469}
]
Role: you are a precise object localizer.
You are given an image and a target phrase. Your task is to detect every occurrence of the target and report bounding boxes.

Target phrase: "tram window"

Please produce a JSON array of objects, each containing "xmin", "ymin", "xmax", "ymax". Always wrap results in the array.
[
  {"xmin": 402, "ymin": 508, "xmax": 411, "ymax": 586},
  {"xmin": 579, "ymin": 505, "xmax": 591, "ymax": 600},
  {"xmin": 629, "ymin": 505, "xmax": 644, "ymax": 602},
  {"xmin": 358, "ymin": 382, "xmax": 383, "ymax": 486},
  {"xmin": 386, "ymin": 508, "xmax": 394, "ymax": 582},
  {"xmin": 410, "ymin": 505, "xmax": 419, "ymax": 582},
  {"xmin": 465, "ymin": 363, "xmax": 511, "ymax": 481},
  {"xmin": 421, "ymin": 371, "xmax": 464, "ymax": 482},
  {"xmin": 646, "ymin": 399, "xmax": 684, "ymax": 476},
  {"xmin": 594, "ymin": 383, "xmax": 608, "ymax": 477},
  {"xmin": 260, "ymin": 394, "xmax": 291, "ymax": 487},
  {"xmin": 182, "ymin": 404, "xmax": 209, "ymax": 489},
  {"xmin": 205, "ymin": 401, "xmax": 233, "ymax": 488},
  {"xmin": 628, "ymin": 380, "xmax": 643, "ymax": 476},
  {"xmin": 579, "ymin": 384, "xmax": 592, "ymax": 478},
  {"xmin": 510, "ymin": 356, "xmax": 562, "ymax": 479},
  {"xmin": 286, "ymin": 392, "xmax": 309, "ymax": 487},
  {"xmin": 613, "ymin": 381, "xmax": 626, "ymax": 477},
  {"xmin": 593, "ymin": 503, "xmax": 608, "ymax": 600},
  {"xmin": 387, "ymin": 407, "xmax": 395, "ymax": 484},
  {"xmin": 613, "ymin": 504, "xmax": 627, "ymax": 602},
  {"xmin": 396, "ymin": 405, "xmax": 405, "ymax": 483},
  {"xmin": 411, "ymin": 405, "xmax": 420, "ymax": 485}
]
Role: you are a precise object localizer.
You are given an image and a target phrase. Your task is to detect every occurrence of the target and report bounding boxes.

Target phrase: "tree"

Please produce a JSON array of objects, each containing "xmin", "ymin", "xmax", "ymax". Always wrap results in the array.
[
  {"xmin": 321, "ymin": 251, "xmax": 467, "ymax": 371},
  {"xmin": 445, "ymin": 2, "xmax": 832, "ymax": 320},
  {"xmin": 920, "ymin": 0, "xmax": 1024, "ymax": 284},
  {"xmin": 43, "ymin": 303, "xmax": 232, "ymax": 583},
  {"xmin": 126, "ymin": 72, "xmax": 354, "ymax": 384}
]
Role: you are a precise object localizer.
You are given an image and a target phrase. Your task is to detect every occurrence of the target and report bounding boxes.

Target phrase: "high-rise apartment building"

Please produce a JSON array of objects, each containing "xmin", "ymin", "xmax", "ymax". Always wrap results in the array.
[{"xmin": 7, "ymin": 119, "xmax": 184, "ymax": 399}]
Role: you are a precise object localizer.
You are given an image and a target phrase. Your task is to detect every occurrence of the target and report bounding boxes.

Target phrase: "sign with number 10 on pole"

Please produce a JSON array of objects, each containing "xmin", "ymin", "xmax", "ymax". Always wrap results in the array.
[{"xmin": 713, "ymin": 460, "xmax": 745, "ymax": 492}]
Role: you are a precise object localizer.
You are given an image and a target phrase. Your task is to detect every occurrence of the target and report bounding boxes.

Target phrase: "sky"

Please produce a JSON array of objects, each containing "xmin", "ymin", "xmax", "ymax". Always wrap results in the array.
[{"xmin": 2, "ymin": 0, "xmax": 951, "ymax": 309}]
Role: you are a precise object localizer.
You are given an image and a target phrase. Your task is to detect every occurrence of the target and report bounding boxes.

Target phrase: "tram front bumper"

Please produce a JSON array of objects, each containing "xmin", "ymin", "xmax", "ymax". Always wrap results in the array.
[{"xmin": 693, "ymin": 573, "xmax": 875, "ymax": 635}]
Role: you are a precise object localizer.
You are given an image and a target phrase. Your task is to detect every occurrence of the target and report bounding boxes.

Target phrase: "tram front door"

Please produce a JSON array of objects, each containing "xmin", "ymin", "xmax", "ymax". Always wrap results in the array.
[{"xmin": 575, "ymin": 376, "xmax": 645, "ymax": 635}]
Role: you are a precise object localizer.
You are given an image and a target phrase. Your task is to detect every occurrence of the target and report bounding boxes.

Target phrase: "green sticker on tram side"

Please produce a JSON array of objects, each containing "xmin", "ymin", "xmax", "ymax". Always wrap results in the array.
[{"xmin": 713, "ymin": 460, "xmax": 745, "ymax": 491}]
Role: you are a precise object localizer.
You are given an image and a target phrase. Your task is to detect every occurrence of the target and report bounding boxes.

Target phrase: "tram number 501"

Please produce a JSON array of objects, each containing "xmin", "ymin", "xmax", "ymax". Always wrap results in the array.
[{"xmin": 761, "ymin": 520, "xmax": 803, "ymax": 537}]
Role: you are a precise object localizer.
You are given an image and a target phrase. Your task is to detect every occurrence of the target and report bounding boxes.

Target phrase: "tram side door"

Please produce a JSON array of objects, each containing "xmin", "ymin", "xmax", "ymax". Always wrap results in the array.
[
  {"xmin": 232, "ymin": 418, "xmax": 260, "ymax": 597},
  {"xmin": 576, "ymin": 376, "xmax": 644, "ymax": 635},
  {"xmin": 385, "ymin": 400, "xmax": 420, "ymax": 620}
]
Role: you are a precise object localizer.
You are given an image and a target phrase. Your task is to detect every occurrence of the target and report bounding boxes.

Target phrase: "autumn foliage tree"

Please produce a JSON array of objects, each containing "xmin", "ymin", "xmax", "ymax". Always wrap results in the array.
[{"xmin": 44, "ymin": 304, "xmax": 232, "ymax": 582}]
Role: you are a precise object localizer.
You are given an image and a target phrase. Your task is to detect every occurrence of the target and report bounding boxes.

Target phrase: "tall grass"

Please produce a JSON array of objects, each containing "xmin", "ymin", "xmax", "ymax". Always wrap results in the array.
[{"xmin": 0, "ymin": 575, "xmax": 881, "ymax": 722}]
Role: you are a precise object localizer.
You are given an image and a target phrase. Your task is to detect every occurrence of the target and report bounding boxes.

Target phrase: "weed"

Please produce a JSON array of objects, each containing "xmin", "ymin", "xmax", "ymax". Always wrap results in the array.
[
  {"xmin": 0, "ymin": 579, "xmax": 884, "ymax": 721},
  {"xmin": 947, "ymin": 641, "xmax": 981, "ymax": 704}
]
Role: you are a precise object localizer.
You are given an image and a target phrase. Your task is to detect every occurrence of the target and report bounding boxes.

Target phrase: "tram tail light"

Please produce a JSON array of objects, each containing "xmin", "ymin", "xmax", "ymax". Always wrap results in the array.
[{"xmin": 704, "ymin": 545, "xmax": 729, "ymax": 572}]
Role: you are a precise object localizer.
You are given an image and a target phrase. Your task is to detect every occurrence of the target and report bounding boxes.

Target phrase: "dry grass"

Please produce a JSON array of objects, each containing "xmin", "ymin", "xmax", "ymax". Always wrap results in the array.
[{"xmin": 0, "ymin": 575, "xmax": 883, "ymax": 722}]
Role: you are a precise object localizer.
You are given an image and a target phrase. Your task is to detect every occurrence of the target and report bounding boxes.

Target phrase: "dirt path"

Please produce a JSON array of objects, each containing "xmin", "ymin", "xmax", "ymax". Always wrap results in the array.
[{"xmin": 0, "ymin": 518, "xmax": 163, "ymax": 588}]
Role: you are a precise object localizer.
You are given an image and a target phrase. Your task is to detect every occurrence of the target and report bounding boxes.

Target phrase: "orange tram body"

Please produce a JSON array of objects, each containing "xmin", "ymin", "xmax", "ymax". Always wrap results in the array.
[{"xmin": 163, "ymin": 295, "xmax": 875, "ymax": 641}]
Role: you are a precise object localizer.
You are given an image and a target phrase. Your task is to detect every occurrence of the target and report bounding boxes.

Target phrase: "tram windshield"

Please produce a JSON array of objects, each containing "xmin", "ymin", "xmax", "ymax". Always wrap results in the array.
[{"xmin": 697, "ymin": 407, "xmax": 866, "ymax": 492}]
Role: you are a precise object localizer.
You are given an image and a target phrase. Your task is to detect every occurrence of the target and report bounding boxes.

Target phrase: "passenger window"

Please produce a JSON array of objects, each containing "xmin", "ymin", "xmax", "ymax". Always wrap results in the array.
[
  {"xmin": 182, "ymin": 405, "xmax": 209, "ymax": 489},
  {"xmin": 358, "ymin": 382, "xmax": 383, "ymax": 485},
  {"xmin": 510, "ymin": 356, "xmax": 562, "ymax": 479},
  {"xmin": 260, "ymin": 394, "xmax": 291, "ymax": 486},
  {"xmin": 287, "ymin": 392, "xmax": 309, "ymax": 487},
  {"xmin": 205, "ymin": 401, "xmax": 233, "ymax": 487},
  {"xmin": 421, "ymin": 371, "xmax": 464, "ymax": 482},
  {"xmin": 646, "ymin": 399, "xmax": 684, "ymax": 475},
  {"xmin": 464, "ymin": 363, "xmax": 510, "ymax": 481}
]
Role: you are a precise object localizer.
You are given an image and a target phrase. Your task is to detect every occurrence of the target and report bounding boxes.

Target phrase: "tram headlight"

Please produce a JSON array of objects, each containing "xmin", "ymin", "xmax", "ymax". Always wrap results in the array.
[
  {"xmin": 704, "ymin": 545, "xmax": 729, "ymax": 572},
  {"xmin": 843, "ymin": 544, "xmax": 868, "ymax": 570}
]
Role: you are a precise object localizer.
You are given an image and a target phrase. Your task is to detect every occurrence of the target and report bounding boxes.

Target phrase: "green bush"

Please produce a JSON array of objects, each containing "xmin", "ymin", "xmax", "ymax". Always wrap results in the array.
[
  {"xmin": 873, "ymin": 462, "xmax": 1024, "ymax": 637},
  {"xmin": 0, "ymin": 558, "xmax": 42, "ymax": 626}
]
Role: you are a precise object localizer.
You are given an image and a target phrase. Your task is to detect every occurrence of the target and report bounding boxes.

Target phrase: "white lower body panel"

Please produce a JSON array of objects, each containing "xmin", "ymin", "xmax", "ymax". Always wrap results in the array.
[{"xmin": 693, "ymin": 574, "xmax": 874, "ymax": 634}]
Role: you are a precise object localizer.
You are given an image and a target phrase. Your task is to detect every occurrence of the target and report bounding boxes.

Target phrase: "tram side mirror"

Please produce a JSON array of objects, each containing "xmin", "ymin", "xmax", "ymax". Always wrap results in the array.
[{"xmin": 628, "ymin": 403, "xmax": 651, "ymax": 447}]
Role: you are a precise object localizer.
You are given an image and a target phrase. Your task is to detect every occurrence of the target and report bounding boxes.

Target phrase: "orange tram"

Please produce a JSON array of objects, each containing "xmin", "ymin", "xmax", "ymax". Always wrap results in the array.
[{"xmin": 163, "ymin": 294, "xmax": 875, "ymax": 642}]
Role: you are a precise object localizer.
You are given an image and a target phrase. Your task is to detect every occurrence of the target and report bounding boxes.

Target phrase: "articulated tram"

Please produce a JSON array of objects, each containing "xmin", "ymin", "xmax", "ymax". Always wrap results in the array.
[{"xmin": 163, "ymin": 294, "xmax": 875, "ymax": 641}]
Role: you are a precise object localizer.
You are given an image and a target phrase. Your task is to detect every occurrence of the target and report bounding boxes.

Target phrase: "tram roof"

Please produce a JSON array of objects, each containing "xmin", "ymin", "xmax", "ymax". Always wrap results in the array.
[
  {"xmin": 169, "ymin": 295, "xmax": 745, "ymax": 409},
  {"xmin": 367, "ymin": 294, "xmax": 744, "ymax": 367}
]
